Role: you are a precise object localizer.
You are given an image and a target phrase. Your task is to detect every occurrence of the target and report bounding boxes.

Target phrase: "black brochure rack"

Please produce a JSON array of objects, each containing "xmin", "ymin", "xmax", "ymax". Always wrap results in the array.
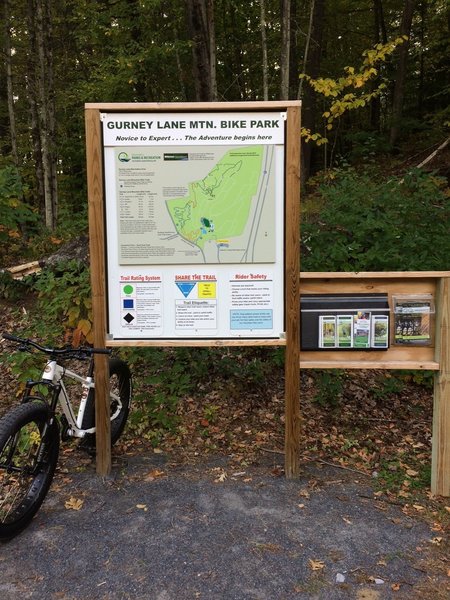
[{"xmin": 300, "ymin": 293, "xmax": 390, "ymax": 350}]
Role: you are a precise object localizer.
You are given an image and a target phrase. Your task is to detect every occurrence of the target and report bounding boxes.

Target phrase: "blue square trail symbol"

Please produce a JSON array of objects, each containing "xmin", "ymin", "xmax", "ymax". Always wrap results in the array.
[{"xmin": 123, "ymin": 299, "xmax": 134, "ymax": 309}]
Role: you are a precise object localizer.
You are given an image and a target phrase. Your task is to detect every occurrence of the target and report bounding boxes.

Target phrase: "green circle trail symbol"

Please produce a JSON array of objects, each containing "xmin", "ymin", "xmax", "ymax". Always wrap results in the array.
[{"xmin": 123, "ymin": 284, "xmax": 134, "ymax": 295}]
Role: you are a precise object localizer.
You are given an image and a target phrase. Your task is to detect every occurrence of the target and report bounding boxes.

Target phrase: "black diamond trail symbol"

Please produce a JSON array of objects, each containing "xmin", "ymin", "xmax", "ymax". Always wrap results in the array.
[{"xmin": 123, "ymin": 313, "xmax": 135, "ymax": 323}]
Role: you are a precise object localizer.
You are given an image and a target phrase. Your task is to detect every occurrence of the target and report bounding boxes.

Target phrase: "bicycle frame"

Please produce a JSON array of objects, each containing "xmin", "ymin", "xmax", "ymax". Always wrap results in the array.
[{"xmin": 23, "ymin": 358, "xmax": 123, "ymax": 439}]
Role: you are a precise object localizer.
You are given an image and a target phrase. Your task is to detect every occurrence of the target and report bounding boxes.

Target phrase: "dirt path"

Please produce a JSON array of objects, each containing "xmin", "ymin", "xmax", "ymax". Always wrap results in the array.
[{"xmin": 1, "ymin": 454, "xmax": 447, "ymax": 600}]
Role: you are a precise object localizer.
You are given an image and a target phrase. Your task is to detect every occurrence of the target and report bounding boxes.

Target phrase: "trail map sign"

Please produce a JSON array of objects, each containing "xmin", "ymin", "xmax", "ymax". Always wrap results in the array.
[
  {"xmin": 102, "ymin": 111, "xmax": 286, "ymax": 340},
  {"xmin": 86, "ymin": 100, "xmax": 298, "ymax": 480}
]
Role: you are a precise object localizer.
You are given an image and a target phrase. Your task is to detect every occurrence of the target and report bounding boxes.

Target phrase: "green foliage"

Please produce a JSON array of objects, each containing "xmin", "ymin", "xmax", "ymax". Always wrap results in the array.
[
  {"xmin": 302, "ymin": 169, "xmax": 450, "ymax": 272},
  {"xmin": 343, "ymin": 131, "xmax": 391, "ymax": 165},
  {"xmin": 126, "ymin": 347, "xmax": 197, "ymax": 445},
  {"xmin": 0, "ymin": 166, "xmax": 38, "ymax": 249},
  {"xmin": 402, "ymin": 370, "xmax": 434, "ymax": 389},
  {"xmin": 123, "ymin": 344, "xmax": 284, "ymax": 443},
  {"xmin": 0, "ymin": 272, "xmax": 30, "ymax": 301},
  {"xmin": 2, "ymin": 347, "xmax": 44, "ymax": 391},
  {"xmin": 313, "ymin": 370, "xmax": 344, "ymax": 407},
  {"xmin": 31, "ymin": 260, "xmax": 92, "ymax": 343},
  {"xmin": 370, "ymin": 374, "xmax": 405, "ymax": 400},
  {"xmin": 376, "ymin": 459, "xmax": 431, "ymax": 493}
]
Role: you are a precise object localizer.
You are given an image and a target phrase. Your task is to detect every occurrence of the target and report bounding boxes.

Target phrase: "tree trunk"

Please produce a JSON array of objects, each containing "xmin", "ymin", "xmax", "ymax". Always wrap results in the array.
[
  {"xmin": 173, "ymin": 25, "xmax": 187, "ymax": 101},
  {"xmin": 418, "ymin": 1, "xmax": 427, "ymax": 117},
  {"xmin": 260, "ymin": 0, "xmax": 269, "ymax": 101},
  {"xmin": 27, "ymin": 0, "xmax": 46, "ymax": 214},
  {"xmin": 44, "ymin": 0, "xmax": 58, "ymax": 228},
  {"xmin": 186, "ymin": 0, "xmax": 217, "ymax": 101},
  {"xmin": 206, "ymin": 0, "xmax": 218, "ymax": 101},
  {"xmin": 3, "ymin": 0, "xmax": 19, "ymax": 167},
  {"xmin": 297, "ymin": 0, "xmax": 315, "ymax": 100},
  {"xmin": 370, "ymin": 0, "xmax": 388, "ymax": 131},
  {"xmin": 298, "ymin": 0, "xmax": 325, "ymax": 182},
  {"xmin": 35, "ymin": 0, "xmax": 57, "ymax": 229},
  {"xmin": 280, "ymin": 0, "xmax": 291, "ymax": 99},
  {"xmin": 26, "ymin": 0, "xmax": 58, "ymax": 230},
  {"xmin": 389, "ymin": 0, "xmax": 416, "ymax": 148}
]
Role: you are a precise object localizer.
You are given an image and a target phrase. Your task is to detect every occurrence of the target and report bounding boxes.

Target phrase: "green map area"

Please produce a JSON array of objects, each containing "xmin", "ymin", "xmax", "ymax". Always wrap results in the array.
[{"xmin": 166, "ymin": 146, "xmax": 263, "ymax": 252}]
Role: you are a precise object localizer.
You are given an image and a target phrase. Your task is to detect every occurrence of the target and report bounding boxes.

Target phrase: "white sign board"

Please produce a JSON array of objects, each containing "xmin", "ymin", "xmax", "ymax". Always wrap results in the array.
[{"xmin": 102, "ymin": 111, "xmax": 286, "ymax": 340}]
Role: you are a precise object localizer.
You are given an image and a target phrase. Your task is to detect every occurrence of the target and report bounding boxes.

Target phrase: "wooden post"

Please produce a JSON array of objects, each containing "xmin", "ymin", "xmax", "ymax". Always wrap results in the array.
[
  {"xmin": 432, "ymin": 277, "xmax": 450, "ymax": 496},
  {"xmin": 284, "ymin": 105, "xmax": 301, "ymax": 478},
  {"xmin": 85, "ymin": 108, "xmax": 111, "ymax": 476}
]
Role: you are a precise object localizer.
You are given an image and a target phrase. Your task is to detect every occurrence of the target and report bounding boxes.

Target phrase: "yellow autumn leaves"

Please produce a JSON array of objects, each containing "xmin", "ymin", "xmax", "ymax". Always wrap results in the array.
[{"xmin": 300, "ymin": 36, "xmax": 408, "ymax": 144}]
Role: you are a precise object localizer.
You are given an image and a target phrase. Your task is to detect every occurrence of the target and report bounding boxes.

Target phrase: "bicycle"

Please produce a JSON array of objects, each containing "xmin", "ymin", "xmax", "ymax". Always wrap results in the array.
[{"xmin": 0, "ymin": 332, "xmax": 132, "ymax": 540}]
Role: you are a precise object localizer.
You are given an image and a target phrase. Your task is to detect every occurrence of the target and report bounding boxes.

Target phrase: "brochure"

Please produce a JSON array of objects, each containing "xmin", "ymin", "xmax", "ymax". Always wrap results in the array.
[
  {"xmin": 371, "ymin": 314, "xmax": 389, "ymax": 348},
  {"xmin": 319, "ymin": 315, "xmax": 336, "ymax": 348},
  {"xmin": 337, "ymin": 315, "xmax": 353, "ymax": 348},
  {"xmin": 353, "ymin": 311, "xmax": 371, "ymax": 348},
  {"xmin": 393, "ymin": 296, "xmax": 433, "ymax": 346}
]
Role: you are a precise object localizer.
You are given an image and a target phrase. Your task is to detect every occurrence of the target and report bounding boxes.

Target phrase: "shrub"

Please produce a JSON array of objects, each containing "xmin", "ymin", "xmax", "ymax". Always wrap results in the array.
[
  {"xmin": 301, "ymin": 169, "xmax": 450, "ymax": 272},
  {"xmin": 0, "ymin": 166, "xmax": 39, "ymax": 256}
]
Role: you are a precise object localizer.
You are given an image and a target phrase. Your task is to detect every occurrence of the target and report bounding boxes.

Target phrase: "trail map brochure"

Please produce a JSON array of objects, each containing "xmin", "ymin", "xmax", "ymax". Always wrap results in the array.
[
  {"xmin": 319, "ymin": 316, "xmax": 336, "ymax": 348},
  {"xmin": 353, "ymin": 311, "xmax": 371, "ymax": 348}
]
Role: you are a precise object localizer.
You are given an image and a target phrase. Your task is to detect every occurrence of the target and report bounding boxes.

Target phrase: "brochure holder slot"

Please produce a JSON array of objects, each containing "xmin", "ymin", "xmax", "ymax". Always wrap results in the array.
[{"xmin": 392, "ymin": 294, "xmax": 435, "ymax": 346}]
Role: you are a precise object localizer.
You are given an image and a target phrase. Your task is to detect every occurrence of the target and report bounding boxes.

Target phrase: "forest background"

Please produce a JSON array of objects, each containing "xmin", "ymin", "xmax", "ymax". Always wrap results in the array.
[{"xmin": 1, "ymin": 0, "xmax": 450, "ymax": 511}]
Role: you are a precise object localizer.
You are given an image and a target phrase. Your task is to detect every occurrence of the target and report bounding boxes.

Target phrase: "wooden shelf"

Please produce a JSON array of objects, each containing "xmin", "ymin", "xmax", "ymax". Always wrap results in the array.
[
  {"xmin": 300, "ymin": 360, "xmax": 439, "ymax": 370},
  {"xmin": 300, "ymin": 271, "xmax": 450, "ymax": 279}
]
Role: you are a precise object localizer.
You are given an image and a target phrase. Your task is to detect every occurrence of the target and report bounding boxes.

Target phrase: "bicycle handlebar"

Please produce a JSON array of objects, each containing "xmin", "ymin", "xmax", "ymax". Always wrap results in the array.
[{"xmin": 2, "ymin": 332, "xmax": 111, "ymax": 358}]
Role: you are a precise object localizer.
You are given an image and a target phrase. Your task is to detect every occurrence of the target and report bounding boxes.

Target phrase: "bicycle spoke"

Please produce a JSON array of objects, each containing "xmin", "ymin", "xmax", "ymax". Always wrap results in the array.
[{"xmin": 0, "ymin": 423, "xmax": 42, "ymax": 524}]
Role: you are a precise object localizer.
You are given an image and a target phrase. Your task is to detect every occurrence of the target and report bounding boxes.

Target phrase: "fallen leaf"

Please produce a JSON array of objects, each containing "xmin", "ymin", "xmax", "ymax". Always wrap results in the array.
[
  {"xmin": 391, "ymin": 583, "xmax": 401, "ymax": 591},
  {"xmin": 413, "ymin": 504, "xmax": 425, "ymax": 512},
  {"xmin": 342, "ymin": 517, "xmax": 352, "ymax": 524},
  {"xmin": 144, "ymin": 469, "xmax": 165, "ymax": 481},
  {"xmin": 309, "ymin": 559, "xmax": 325, "ymax": 571},
  {"xmin": 406, "ymin": 469, "xmax": 419, "ymax": 477},
  {"xmin": 136, "ymin": 504, "xmax": 148, "ymax": 511},
  {"xmin": 430, "ymin": 537, "xmax": 442, "ymax": 545},
  {"xmin": 65, "ymin": 497, "xmax": 83, "ymax": 511}
]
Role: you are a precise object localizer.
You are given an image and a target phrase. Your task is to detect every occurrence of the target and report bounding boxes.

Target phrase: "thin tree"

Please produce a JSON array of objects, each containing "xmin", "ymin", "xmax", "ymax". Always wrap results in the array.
[
  {"xmin": 389, "ymin": 0, "xmax": 416, "ymax": 147},
  {"xmin": 298, "ymin": 0, "xmax": 325, "ymax": 181},
  {"xmin": 3, "ymin": 0, "xmax": 19, "ymax": 167},
  {"xmin": 370, "ymin": 0, "xmax": 388, "ymax": 130},
  {"xmin": 260, "ymin": 0, "xmax": 269, "ymax": 101},
  {"xmin": 280, "ymin": 0, "xmax": 291, "ymax": 99},
  {"xmin": 186, "ymin": 0, "xmax": 217, "ymax": 101},
  {"xmin": 27, "ymin": 0, "xmax": 58, "ymax": 230}
]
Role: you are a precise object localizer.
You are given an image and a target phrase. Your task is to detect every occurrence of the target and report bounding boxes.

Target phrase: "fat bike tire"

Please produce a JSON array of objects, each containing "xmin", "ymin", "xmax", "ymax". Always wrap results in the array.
[
  {"xmin": 80, "ymin": 358, "xmax": 132, "ymax": 449},
  {"xmin": 0, "ymin": 402, "xmax": 60, "ymax": 541}
]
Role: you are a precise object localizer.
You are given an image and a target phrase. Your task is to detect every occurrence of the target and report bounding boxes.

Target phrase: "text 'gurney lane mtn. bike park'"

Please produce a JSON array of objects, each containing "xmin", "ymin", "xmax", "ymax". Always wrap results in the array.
[{"xmin": 0, "ymin": 333, "xmax": 132, "ymax": 540}]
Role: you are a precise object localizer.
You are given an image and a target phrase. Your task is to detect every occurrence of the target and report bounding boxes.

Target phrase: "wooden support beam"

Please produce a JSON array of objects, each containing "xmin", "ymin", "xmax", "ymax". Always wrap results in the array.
[
  {"xmin": 284, "ymin": 104, "xmax": 301, "ymax": 479},
  {"xmin": 432, "ymin": 277, "xmax": 450, "ymax": 496},
  {"xmin": 85, "ymin": 108, "xmax": 111, "ymax": 477}
]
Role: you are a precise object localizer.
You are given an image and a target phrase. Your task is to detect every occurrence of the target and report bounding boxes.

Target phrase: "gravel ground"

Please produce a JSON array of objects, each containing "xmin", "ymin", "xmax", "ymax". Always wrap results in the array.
[{"xmin": 0, "ymin": 454, "xmax": 446, "ymax": 600}]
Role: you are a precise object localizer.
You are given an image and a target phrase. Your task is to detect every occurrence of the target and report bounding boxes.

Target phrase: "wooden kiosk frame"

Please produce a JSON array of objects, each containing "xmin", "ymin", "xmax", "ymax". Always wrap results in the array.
[
  {"xmin": 85, "ymin": 101, "xmax": 301, "ymax": 478},
  {"xmin": 300, "ymin": 272, "xmax": 450, "ymax": 496},
  {"xmin": 86, "ymin": 101, "xmax": 449, "ymax": 497}
]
